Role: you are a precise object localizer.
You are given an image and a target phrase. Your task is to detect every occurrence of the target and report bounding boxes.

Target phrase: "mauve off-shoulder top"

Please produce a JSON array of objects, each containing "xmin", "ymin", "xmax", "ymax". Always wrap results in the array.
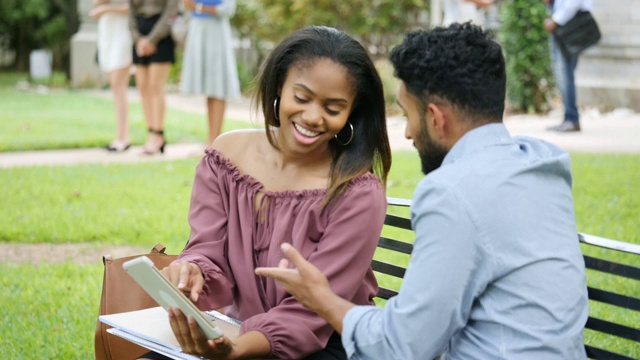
[{"xmin": 178, "ymin": 148, "xmax": 387, "ymax": 359}]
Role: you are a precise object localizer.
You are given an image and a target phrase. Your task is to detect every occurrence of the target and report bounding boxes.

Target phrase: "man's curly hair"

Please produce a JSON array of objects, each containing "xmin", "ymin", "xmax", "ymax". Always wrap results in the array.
[{"xmin": 390, "ymin": 22, "xmax": 506, "ymax": 123}]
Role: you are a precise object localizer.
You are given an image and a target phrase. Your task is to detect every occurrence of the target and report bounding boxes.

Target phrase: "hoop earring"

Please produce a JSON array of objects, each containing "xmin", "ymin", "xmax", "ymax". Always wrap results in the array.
[
  {"xmin": 334, "ymin": 122, "xmax": 354, "ymax": 146},
  {"xmin": 273, "ymin": 97, "xmax": 280, "ymax": 121}
]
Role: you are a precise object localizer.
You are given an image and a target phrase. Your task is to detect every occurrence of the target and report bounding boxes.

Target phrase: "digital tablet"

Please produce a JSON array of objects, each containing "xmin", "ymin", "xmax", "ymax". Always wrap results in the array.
[{"xmin": 123, "ymin": 256, "xmax": 225, "ymax": 340}]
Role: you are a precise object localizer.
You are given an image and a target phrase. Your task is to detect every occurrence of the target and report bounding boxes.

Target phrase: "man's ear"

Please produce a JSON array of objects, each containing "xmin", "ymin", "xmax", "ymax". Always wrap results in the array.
[{"xmin": 427, "ymin": 103, "xmax": 447, "ymax": 139}]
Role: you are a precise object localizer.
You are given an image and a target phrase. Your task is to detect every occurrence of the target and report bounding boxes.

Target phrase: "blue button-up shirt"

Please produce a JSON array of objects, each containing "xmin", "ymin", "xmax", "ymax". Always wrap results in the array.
[{"xmin": 342, "ymin": 123, "xmax": 588, "ymax": 359}]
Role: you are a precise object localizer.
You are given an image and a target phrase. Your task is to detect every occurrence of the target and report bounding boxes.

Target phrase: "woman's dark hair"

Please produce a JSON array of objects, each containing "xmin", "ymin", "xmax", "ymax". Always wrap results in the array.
[
  {"xmin": 255, "ymin": 26, "xmax": 391, "ymax": 206},
  {"xmin": 390, "ymin": 22, "xmax": 506, "ymax": 123}
]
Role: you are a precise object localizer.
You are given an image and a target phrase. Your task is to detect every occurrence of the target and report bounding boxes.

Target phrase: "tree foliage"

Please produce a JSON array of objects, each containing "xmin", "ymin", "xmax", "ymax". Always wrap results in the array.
[
  {"xmin": 232, "ymin": 0, "xmax": 428, "ymax": 64},
  {"xmin": 499, "ymin": 0, "xmax": 554, "ymax": 113},
  {"xmin": 1, "ymin": 0, "xmax": 78, "ymax": 78}
]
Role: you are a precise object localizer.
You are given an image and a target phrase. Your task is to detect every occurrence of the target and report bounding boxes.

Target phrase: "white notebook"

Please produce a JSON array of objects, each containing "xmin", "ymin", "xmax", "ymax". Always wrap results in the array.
[{"xmin": 100, "ymin": 306, "xmax": 241, "ymax": 360}]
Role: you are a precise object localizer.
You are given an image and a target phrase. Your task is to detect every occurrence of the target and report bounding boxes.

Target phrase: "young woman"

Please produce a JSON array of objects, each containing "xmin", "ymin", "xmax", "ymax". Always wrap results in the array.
[
  {"xmin": 179, "ymin": 0, "xmax": 241, "ymax": 145},
  {"xmin": 128, "ymin": 0, "xmax": 178, "ymax": 155},
  {"xmin": 90, "ymin": 0, "xmax": 132, "ymax": 152},
  {"xmin": 141, "ymin": 26, "xmax": 391, "ymax": 359}
]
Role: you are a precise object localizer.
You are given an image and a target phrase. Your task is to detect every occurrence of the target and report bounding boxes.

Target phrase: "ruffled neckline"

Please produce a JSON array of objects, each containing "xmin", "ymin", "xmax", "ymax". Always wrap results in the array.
[{"xmin": 204, "ymin": 147, "xmax": 379, "ymax": 199}]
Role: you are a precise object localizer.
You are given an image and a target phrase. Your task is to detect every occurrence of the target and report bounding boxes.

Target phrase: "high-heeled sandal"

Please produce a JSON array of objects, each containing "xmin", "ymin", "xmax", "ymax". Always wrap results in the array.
[
  {"xmin": 106, "ymin": 140, "xmax": 131, "ymax": 152},
  {"xmin": 142, "ymin": 128, "xmax": 166, "ymax": 155}
]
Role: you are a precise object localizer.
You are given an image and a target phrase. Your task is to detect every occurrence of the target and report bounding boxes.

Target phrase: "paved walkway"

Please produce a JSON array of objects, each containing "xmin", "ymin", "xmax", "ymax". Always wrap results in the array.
[{"xmin": 1, "ymin": 90, "xmax": 639, "ymax": 168}]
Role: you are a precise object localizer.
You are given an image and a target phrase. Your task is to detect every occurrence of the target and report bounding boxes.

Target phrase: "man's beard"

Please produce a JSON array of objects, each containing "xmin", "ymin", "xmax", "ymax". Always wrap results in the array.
[{"xmin": 416, "ymin": 116, "xmax": 448, "ymax": 175}]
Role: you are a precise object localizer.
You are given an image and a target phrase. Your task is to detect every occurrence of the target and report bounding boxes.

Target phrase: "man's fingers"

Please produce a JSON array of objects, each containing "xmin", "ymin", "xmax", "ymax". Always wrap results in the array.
[
  {"xmin": 280, "ymin": 243, "xmax": 322, "ymax": 279},
  {"xmin": 255, "ymin": 243, "xmax": 312, "ymax": 282},
  {"xmin": 280, "ymin": 243, "xmax": 308, "ymax": 269},
  {"xmin": 278, "ymin": 258, "xmax": 289, "ymax": 269},
  {"xmin": 254, "ymin": 267, "xmax": 297, "ymax": 283}
]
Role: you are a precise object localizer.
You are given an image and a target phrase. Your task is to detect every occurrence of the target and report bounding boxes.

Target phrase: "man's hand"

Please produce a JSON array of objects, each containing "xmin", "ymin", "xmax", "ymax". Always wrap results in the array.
[
  {"xmin": 255, "ymin": 243, "xmax": 355, "ymax": 333},
  {"xmin": 544, "ymin": 18, "xmax": 558, "ymax": 32},
  {"xmin": 255, "ymin": 243, "xmax": 331, "ymax": 313}
]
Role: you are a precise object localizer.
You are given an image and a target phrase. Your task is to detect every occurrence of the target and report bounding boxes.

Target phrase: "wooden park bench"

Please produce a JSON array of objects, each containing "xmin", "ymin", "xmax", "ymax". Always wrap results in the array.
[{"xmin": 373, "ymin": 197, "xmax": 640, "ymax": 359}]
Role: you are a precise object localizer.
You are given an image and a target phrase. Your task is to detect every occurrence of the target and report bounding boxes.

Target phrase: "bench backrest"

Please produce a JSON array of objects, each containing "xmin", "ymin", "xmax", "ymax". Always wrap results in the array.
[{"xmin": 373, "ymin": 197, "xmax": 640, "ymax": 359}]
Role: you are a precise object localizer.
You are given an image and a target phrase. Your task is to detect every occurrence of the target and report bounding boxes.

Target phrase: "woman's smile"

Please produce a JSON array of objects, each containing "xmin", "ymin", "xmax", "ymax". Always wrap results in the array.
[{"xmin": 292, "ymin": 122, "xmax": 323, "ymax": 145}]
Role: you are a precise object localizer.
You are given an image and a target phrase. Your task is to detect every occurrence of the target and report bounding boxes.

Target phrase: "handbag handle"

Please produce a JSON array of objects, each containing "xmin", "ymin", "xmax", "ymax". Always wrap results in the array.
[
  {"xmin": 102, "ymin": 243, "xmax": 168, "ymax": 265},
  {"xmin": 151, "ymin": 243, "xmax": 167, "ymax": 254}
]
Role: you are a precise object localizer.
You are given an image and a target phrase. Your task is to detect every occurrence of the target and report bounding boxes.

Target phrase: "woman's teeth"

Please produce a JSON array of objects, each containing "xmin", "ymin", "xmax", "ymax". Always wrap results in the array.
[{"xmin": 294, "ymin": 123, "xmax": 320, "ymax": 137}]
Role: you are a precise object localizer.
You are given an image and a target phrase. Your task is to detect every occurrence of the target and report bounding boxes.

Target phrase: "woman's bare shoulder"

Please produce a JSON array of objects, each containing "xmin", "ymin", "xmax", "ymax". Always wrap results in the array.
[{"xmin": 211, "ymin": 129, "xmax": 268, "ymax": 163}]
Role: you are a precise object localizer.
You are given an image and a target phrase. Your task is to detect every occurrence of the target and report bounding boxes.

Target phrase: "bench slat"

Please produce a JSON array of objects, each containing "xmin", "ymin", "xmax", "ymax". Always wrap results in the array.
[
  {"xmin": 585, "ymin": 345, "xmax": 637, "ymax": 360},
  {"xmin": 585, "ymin": 317, "xmax": 640, "ymax": 342},
  {"xmin": 580, "ymin": 233, "xmax": 640, "ymax": 255},
  {"xmin": 376, "ymin": 287, "xmax": 398, "ymax": 300},
  {"xmin": 587, "ymin": 287, "xmax": 640, "ymax": 312},
  {"xmin": 583, "ymin": 255, "xmax": 640, "ymax": 281},
  {"xmin": 384, "ymin": 214, "xmax": 412, "ymax": 230},
  {"xmin": 387, "ymin": 197, "xmax": 412, "ymax": 207},
  {"xmin": 371, "ymin": 259, "xmax": 406, "ymax": 278},
  {"xmin": 377, "ymin": 237, "xmax": 413, "ymax": 255}
]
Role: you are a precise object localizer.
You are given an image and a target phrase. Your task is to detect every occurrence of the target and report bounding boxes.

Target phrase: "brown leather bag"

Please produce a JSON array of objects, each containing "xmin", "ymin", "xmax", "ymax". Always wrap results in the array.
[{"xmin": 95, "ymin": 243, "xmax": 178, "ymax": 360}]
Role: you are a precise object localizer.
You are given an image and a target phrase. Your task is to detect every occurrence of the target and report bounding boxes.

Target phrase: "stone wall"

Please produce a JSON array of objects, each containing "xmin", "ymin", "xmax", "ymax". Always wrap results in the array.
[{"xmin": 577, "ymin": 0, "xmax": 640, "ymax": 111}]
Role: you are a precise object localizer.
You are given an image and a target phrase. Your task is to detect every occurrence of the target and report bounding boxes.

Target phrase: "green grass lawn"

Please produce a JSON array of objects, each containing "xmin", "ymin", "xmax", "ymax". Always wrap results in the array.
[
  {"xmin": 0, "ymin": 72, "xmax": 254, "ymax": 152},
  {"xmin": 1, "ymin": 152, "xmax": 639, "ymax": 358}
]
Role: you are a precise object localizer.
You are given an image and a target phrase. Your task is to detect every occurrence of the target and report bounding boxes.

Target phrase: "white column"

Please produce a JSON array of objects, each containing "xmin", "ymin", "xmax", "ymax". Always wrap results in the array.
[
  {"xmin": 431, "ymin": 0, "xmax": 443, "ymax": 27},
  {"xmin": 70, "ymin": 0, "xmax": 106, "ymax": 87}
]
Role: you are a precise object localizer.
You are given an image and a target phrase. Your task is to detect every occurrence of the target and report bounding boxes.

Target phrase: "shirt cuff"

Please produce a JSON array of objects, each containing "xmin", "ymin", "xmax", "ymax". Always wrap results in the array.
[{"xmin": 342, "ymin": 305, "xmax": 379, "ymax": 359}]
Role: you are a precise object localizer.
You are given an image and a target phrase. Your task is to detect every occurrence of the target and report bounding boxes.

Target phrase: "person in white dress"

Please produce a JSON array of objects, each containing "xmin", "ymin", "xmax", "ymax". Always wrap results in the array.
[
  {"xmin": 179, "ymin": 0, "xmax": 241, "ymax": 145},
  {"xmin": 90, "ymin": 0, "xmax": 133, "ymax": 152}
]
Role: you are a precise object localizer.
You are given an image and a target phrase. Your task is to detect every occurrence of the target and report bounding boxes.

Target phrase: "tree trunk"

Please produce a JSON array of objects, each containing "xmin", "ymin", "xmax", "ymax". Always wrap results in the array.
[
  {"xmin": 16, "ymin": 19, "xmax": 32, "ymax": 73},
  {"xmin": 53, "ymin": 0, "xmax": 80, "ymax": 79}
]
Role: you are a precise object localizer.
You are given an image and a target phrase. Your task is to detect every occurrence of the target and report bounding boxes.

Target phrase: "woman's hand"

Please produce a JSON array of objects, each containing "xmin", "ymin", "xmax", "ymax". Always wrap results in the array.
[
  {"xmin": 135, "ymin": 37, "xmax": 157, "ymax": 58},
  {"xmin": 168, "ymin": 307, "xmax": 236, "ymax": 359},
  {"xmin": 466, "ymin": 0, "xmax": 494, "ymax": 8},
  {"xmin": 88, "ymin": 4, "xmax": 108, "ymax": 19},
  {"xmin": 161, "ymin": 260, "xmax": 205, "ymax": 302}
]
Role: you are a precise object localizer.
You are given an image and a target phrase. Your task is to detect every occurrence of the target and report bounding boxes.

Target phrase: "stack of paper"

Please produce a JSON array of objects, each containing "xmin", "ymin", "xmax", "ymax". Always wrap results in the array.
[{"xmin": 100, "ymin": 306, "xmax": 241, "ymax": 360}]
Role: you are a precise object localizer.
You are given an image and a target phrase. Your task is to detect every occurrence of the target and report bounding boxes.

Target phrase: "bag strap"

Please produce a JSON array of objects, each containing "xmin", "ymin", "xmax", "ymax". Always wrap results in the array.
[{"xmin": 151, "ymin": 243, "xmax": 167, "ymax": 254}]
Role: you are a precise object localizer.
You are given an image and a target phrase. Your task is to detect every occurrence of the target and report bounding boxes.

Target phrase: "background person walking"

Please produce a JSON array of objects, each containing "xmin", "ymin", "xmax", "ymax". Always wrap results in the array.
[{"xmin": 544, "ymin": 0, "xmax": 592, "ymax": 133}]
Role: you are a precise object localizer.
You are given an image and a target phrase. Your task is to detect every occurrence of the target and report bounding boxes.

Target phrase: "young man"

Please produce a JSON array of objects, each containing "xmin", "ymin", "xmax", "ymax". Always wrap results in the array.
[{"xmin": 256, "ymin": 23, "xmax": 589, "ymax": 359}]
